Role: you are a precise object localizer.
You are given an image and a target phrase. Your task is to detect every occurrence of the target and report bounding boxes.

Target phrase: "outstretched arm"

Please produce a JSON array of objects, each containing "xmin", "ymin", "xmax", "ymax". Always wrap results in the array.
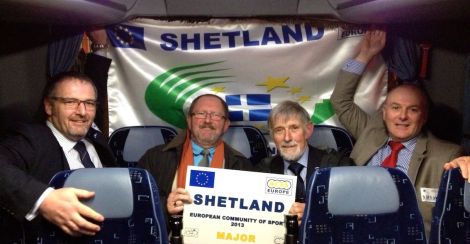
[{"xmin": 330, "ymin": 29, "xmax": 387, "ymax": 139}]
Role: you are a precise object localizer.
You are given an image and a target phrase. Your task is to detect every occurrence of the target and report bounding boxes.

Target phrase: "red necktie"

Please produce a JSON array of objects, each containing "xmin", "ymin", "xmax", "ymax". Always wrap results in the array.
[{"xmin": 381, "ymin": 141, "xmax": 404, "ymax": 168}]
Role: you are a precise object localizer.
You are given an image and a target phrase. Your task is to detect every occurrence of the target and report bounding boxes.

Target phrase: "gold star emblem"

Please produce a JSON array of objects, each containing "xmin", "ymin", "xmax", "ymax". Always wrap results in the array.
[
  {"xmin": 211, "ymin": 86, "xmax": 225, "ymax": 93},
  {"xmin": 289, "ymin": 87, "xmax": 302, "ymax": 95},
  {"xmin": 257, "ymin": 76, "xmax": 289, "ymax": 92},
  {"xmin": 298, "ymin": 96, "xmax": 311, "ymax": 104}
]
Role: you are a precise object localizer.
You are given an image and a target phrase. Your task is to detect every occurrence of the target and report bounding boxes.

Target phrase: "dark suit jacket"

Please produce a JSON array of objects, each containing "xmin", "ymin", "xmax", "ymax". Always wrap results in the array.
[
  {"xmin": 258, "ymin": 145, "xmax": 353, "ymax": 184},
  {"xmin": 0, "ymin": 123, "xmax": 117, "ymax": 242}
]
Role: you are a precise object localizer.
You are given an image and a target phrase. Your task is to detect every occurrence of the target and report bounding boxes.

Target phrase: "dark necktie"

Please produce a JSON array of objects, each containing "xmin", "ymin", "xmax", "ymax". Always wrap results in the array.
[
  {"xmin": 198, "ymin": 149, "xmax": 210, "ymax": 167},
  {"xmin": 288, "ymin": 162, "xmax": 305, "ymax": 203},
  {"xmin": 381, "ymin": 141, "xmax": 404, "ymax": 168},
  {"xmin": 74, "ymin": 141, "xmax": 95, "ymax": 168}
]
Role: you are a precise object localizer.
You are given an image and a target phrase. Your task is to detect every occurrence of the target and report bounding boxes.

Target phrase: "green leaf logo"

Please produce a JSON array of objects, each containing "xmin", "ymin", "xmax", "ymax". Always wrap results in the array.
[
  {"xmin": 145, "ymin": 61, "xmax": 231, "ymax": 128},
  {"xmin": 311, "ymin": 99, "xmax": 334, "ymax": 124}
]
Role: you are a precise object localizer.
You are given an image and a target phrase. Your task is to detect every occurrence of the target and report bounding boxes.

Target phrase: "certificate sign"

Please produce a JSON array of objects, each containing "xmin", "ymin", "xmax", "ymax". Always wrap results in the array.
[{"xmin": 183, "ymin": 166, "xmax": 296, "ymax": 244}]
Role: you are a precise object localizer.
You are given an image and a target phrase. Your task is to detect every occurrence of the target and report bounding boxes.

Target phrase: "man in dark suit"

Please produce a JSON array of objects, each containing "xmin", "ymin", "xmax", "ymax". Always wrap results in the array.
[
  {"xmin": 0, "ymin": 71, "xmax": 117, "ymax": 242},
  {"xmin": 258, "ymin": 100, "xmax": 353, "ymax": 221}
]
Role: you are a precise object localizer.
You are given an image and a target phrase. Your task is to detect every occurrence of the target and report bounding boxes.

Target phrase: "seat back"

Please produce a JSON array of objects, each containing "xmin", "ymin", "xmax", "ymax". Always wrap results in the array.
[
  {"xmin": 300, "ymin": 166, "xmax": 426, "ymax": 244},
  {"xmin": 109, "ymin": 126, "xmax": 177, "ymax": 167},
  {"xmin": 38, "ymin": 168, "xmax": 168, "ymax": 243},
  {"xmin": 430, "ymin": 168, "xmax": 470, "ymax": 243},
  {"xmin": 308, "ymin": 125, "xmax": 354, "ymax": 154},
  {"xmin": 223, "ymin": 125, "xmax": 270, "ymax": 164}
]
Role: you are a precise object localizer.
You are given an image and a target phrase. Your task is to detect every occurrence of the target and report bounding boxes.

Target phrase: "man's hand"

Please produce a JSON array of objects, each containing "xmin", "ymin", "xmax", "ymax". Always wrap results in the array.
[
  {"xmin": 86, "ymin": 28, "xmax": 108, "ymax": 45},
  {"xmin": 444, "ymin": 156, "xmax": 470, "ymax": 182},
  {"xmin": 39, "ymin": 188, "xmax": 104, "ymax": 236},
  {"xmin": 289, "ymin": 202, "xmax": 305, "ymax": 225},
  {"xmin": 167, "ymin": 188, "xmax": 192, "ymax": 215},
  {"xmin": 356, "ymin": 29, "xmax": 387, "ymax": 64}
]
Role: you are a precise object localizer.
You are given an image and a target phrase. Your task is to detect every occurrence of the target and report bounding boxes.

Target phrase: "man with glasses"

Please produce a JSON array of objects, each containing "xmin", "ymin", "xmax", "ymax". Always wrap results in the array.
[
  {"xmin": 138, "ymin": 94, "xmax": 255, "ymax": 227},
  {"xmin": 0, "ymin": 71, "xmax": 117, "ymax": 242}
]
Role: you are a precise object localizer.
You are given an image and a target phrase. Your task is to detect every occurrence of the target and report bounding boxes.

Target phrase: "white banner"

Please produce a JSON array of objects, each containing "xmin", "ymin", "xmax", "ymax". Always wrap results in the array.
[
  {"xmin": 183, "ymin": 166, "xmax": 296, "ymax": 244},
  {"xmin": 107, "ymin": 19, "xmax": 386, "ymax": 134}
]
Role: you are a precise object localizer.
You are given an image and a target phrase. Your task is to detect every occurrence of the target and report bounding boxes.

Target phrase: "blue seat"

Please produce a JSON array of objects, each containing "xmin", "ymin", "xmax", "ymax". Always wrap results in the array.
[
  {"xmin": 223, "ymin": 125, "xmax": 270, "ymax": 165},
  {"xmin": 300, "ymin": 166, "xmax": 426, "ymax": 243},
  {"xmin": 109, "ymin": 126, "xmax": 177, "ymax": 167},
  {"xmin": 430, "ymin": 168, "xmax": 470, "ymax": 244},
  {"xmin": 308, "ymin": 125, "xmax": 354, "ymax": 154},
  {"xmin": 38, "ymin": 168, "xmax": 169, "ymax": 243}
]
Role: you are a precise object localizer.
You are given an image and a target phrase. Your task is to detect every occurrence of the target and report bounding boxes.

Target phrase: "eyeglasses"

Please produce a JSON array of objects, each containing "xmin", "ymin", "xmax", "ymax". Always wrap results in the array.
[
  {"xmin": 191, "ymin": 111, "xmax": 226, "ymax": 121},
  {"xmin": 50, "ymin": 97, "xmax": 98, "ymax": 110}
]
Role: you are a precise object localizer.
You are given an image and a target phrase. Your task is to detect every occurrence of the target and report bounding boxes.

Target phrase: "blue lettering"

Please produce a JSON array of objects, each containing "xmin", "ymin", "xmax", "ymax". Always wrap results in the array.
[
  {"xmin": 181, "ymin": 33, "xmax": 201, "ymax": 50},
  {"xmin": 228, "ymin": 197, "xmax": 238, "ymax": 208},
  {"xmin": 194, "ymin": 194, "xmax": 203, "ymax": 205},
  {"xmin": 249, "ymin": 200, "xmax": 260, "ymax": 211},
  {"xmin": 262, "ymin": 201, "xmax": 272, "ymax": 211},
  {"xmin": 282, "ymin": 24, "xmax": 303, "ymax": 43},
  {"xmin": 204, "ymin": 33, "xmax": 221, "ymax": 49},
  {"xmin": 217, "ymin": 196, "xmax": 227, "ymax": 207},
  {"xmin": 239, "ymin": 198, "xmax": 248, "ymax": 210},
  {"xmin": 160, "ymin": 33, "xmax": 178, "ymax": 51},
  {"xmin": 242, "ymin": 31, "xmax": 259, "ymax": 46},
  {"xmin": 261, "ymin": 27, "xmax": 282, "ymax": 45},
  {"xmin": 205, "ymin": 194, "xmax": 216, "ymax": 206},
  {"xmin": 222, "ymin": 32, "xmax": 240, "ymax": 48},
  {"xmin": 194, "ymin": 194, "xmax": 284, "ymax": 212},
  {"xmin": 305, "ymin": 24, "xmax": 324, "ymax": 41},
  {"xmin": 275, "ymin": 202, "xmax": 284, "ymax": 213}
]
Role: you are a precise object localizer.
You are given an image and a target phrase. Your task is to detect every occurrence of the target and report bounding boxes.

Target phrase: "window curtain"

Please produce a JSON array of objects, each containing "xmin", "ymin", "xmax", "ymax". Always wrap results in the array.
[
  {"xmin": 47, "ymin": 27, "xmax": 84, "ymax": 77},
  {"xmin": 383, "ymin": 34, "xmax": 420, "ymax": 83}
]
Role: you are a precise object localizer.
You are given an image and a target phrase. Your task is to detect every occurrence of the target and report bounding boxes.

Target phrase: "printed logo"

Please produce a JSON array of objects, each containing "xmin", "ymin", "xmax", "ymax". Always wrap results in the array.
[
  {"xmin": 265, "ymin": 178, "xmax": 293, "ymax": 196},
  {"xmin": 189, "ymin": 170, "xmax": 215, "ymax": 188},
  {"xmin": 337, "ymin": 27, "xmax": 365, "ymax": 40}
]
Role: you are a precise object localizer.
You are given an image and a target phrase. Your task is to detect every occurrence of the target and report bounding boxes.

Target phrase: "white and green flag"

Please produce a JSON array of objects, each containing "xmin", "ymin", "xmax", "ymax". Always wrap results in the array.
[{"xmin": 107, "ymin": 19, "xmax": 386, "ymax": 134}]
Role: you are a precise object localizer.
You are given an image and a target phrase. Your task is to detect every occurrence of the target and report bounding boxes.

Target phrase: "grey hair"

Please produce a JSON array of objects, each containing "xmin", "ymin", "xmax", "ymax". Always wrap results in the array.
[{"xmin": 268, "ymin": 100, "xmax": 311, "ymax": 135}]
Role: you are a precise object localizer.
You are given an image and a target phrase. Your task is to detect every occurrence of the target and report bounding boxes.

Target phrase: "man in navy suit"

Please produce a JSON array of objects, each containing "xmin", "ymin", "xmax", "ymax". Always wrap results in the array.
[{"xmin": 0, "ymin": 71, "xmax": 116, "ymax": 242}]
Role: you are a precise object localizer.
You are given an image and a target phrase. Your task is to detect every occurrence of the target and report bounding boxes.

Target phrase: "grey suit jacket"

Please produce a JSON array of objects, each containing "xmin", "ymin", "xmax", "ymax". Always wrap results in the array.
[{"xmin": 331, "ymin": 70, "xmax": 464, "ymax": 236}]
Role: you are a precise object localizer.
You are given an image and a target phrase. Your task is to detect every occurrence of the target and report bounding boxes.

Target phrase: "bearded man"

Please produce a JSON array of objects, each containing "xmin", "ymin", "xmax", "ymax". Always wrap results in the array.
[{"xmin": 258, "ymin": 100, "xmax": 353, "ymax": 221}]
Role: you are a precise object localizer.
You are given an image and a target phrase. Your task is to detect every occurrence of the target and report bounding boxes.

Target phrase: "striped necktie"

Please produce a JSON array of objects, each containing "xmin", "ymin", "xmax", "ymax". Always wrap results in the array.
[{"xmin": 74, "ymin": 141, "xmax": 95, "ymax": 168}]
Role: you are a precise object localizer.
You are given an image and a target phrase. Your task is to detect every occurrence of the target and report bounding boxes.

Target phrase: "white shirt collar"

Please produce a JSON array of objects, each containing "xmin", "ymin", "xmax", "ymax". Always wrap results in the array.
[{"xmin": 46, "ymin": 121, "xmax": 78, "ymax": 153}]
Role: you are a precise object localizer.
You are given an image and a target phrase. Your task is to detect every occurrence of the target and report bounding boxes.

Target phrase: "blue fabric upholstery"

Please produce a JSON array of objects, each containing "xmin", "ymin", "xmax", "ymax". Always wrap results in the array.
[
  {"xmin": 430, "ymin": 168, "xmax": 470, "ymax": 244},
  {"xmin": 109, "ymin": 126, "xmax": 177, "ymax": 167},
  {"xmin": 308, "ymin": 125, "xmax": 354, "ymax": 154},
  {"xmin": 223, "ymin": 125, "xmax": 270, "ymax": 165},
  {"xmin": 300, "ymin": 166, "xmax": 426, "ymax": 244},
  {"xmin": 38, "ymin": 168, "xmax": 169, "ymax": 244}
]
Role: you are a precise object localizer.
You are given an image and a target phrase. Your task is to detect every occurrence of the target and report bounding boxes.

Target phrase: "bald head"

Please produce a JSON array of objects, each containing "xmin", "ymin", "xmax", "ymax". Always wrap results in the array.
[{"xmin": 382, "ymin": 84, "xmax": 428, "ymax": 142}]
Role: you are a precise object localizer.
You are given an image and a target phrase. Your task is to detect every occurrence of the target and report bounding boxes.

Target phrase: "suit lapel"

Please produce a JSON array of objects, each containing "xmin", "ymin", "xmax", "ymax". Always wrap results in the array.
[
  {"xmin": 270, "ymin": 155, "xmax": 285, "ymax": 174},
  {"xmin": 407, "ymin": 132, "xmax": 427, "ymax": 184},
  {"xmin": 353, "ymin": 127, "xmax": 388, "ymax": 165},
  {"xmin": 306, "ymin": 146, "xmax": 321, "ymax": 181}
]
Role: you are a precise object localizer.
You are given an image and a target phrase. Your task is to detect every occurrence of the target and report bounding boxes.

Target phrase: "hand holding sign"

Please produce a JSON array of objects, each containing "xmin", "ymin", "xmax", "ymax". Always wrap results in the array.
[
  {"xmin": 167, "ymin": 188, "xmax": 192, "ymax": 215},
  {"xmin": 183, "ymin": 166, "xmax": 296, "ymax": 244}
]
